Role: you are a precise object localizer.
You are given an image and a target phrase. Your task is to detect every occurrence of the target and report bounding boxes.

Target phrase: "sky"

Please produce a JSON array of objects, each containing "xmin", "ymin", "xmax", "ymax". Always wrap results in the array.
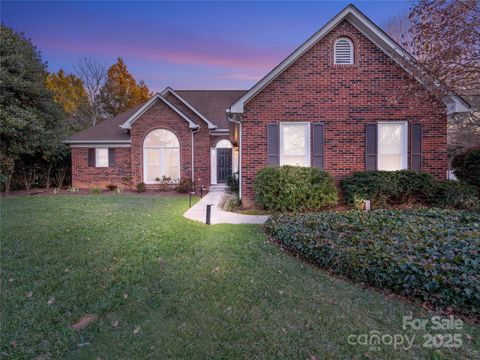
[{"xmin": 2, "ymin": 1, "xmax": 411, "ymax": 92}]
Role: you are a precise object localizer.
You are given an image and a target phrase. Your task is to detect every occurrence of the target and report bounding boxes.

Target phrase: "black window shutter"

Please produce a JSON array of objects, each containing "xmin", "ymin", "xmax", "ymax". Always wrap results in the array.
[
  {"xmin": 411, "ymin": 123, "xmax": 422, "ymax": 171},
  {"xmin": 108, "ymin": 148, "xmax": 116, "ymax": 167},
  {"xmin": 312, "ymin": 123, "xmax": 324, "ymax": 169},
  {"xmin": 88, "ymin": 148, "xmax": 95, "ymax": 167},
  {"xmin": 267, "ymin": 124, "xmax": 279, "ymax": 166},
  {"xmin": 365, "ymin": 123, "xmax": 377, "ymax": 170}
]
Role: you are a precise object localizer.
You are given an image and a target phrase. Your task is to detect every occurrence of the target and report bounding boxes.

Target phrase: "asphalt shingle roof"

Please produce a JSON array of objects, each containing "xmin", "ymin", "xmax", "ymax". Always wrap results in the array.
[
  {"xmin": 64, "ymin": 90, "xmax": 247, "ymax": 143},
  {"xmin": 174, "ymin": 90, "xmax": 247, "ymax": 129},
  {"xmin": 63, "ymin": 105, "xmax": 142, "ymax": 142}
]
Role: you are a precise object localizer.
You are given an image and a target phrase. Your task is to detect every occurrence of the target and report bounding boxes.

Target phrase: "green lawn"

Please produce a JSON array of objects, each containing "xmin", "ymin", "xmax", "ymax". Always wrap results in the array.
[{"xmin": 1, "ymin": 195, "xmax": 479, "ymax": 359}]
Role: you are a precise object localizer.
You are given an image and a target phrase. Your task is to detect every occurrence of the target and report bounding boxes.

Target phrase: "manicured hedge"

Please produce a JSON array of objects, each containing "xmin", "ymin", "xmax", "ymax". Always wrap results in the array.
[
  {"xmin": 266, "ymin": 209, "xmax": 480, "ymax": 314},
  {"xmin": 452, "ymin": 147, "xmax": 480, "ymax": 189},
  {"xmin": 340, "ymin": 170, "xmax": 436, "ymax": 205},
  {"xmin": 254, "ymin": 166, "xmax": 338, "ymax": 211},
  {"xmin": 340, "ymin": 170, "xmax": 479, "ymax": 209},
  {"xmin": 431, "ymin": 180, "xmax": 479, "ymax": 209}
]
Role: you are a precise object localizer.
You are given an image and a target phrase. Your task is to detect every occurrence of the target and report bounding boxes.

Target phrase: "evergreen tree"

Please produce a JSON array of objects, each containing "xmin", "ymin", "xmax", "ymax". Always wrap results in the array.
[{"xmin": 0, "ymin": 25, "xmax": 66, "ymax": 191}]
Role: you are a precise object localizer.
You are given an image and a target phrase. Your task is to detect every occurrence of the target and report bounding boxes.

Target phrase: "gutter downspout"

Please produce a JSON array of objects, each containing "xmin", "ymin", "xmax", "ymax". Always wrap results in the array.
[
  {"xmin": 227, "ymin": 109, "xmax": 242, "ymax": 200},
  {"xmin": 191, "ymin": 127, "xmax": 200, "ymax": 183}
]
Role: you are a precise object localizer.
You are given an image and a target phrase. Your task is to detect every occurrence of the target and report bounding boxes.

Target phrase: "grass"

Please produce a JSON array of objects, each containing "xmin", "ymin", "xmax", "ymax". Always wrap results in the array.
[{"xmin": 1, "ymin": 195, "xmax": 479, "ymax": 359}]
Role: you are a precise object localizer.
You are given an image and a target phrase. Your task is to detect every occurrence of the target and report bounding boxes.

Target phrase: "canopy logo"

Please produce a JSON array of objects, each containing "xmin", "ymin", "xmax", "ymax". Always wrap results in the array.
[{"xmin": 347, "ymin": 314, "xmax": 464, "ymax": 352}]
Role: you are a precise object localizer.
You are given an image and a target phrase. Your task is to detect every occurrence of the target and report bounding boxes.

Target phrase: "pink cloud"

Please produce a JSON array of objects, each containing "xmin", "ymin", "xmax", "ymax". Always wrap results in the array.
[{"xmin": 37, "ymin": 36, "xmax": 285, "ymax": 70}]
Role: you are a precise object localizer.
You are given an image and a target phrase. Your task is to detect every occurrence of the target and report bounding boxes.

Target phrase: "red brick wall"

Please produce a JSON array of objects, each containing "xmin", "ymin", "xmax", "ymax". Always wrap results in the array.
[
  {"xmin": 130, "ymin": 100, "xmax": 196, "ymax": 188},
  {"xmin": 71, "ymin": 147, "xmax": 132, "ymax": 189},
  {"xmin": 240, "ymin": 20, "xmax": 447, "ymax": 206},
  {"xmin": 70, "ymin": 98, "xmax": 230, "ymax": 190}
]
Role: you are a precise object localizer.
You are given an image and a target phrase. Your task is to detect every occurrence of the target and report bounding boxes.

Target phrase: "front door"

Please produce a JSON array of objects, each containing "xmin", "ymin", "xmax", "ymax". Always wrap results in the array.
[{"xmin": 217, "ymin": 148, "xmax": 232, "ymax": 183}]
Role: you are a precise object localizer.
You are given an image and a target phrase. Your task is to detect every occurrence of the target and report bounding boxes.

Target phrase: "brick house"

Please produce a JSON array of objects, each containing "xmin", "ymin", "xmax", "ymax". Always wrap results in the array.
[{"xmin": 64, "ymin": 4, "xmax": 470, "ymax": 206}]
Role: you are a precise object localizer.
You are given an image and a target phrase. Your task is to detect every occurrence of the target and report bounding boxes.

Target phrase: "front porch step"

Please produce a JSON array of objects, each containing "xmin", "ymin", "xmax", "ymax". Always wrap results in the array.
[{"xmin": 209, "ymin": 184, "xmax": 227, "ymax": 192}]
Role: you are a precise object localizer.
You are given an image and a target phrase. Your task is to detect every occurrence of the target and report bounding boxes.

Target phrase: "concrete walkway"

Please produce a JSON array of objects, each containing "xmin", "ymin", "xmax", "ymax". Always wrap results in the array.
[{"xmin": 183, "ymin": 189, "xmax": 269, "ymax": 225}]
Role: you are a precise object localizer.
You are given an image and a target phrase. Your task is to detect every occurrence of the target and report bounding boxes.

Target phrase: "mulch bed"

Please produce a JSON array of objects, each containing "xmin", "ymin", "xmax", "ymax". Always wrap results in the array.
[{"xmin": 1, "ymin": 188, "xmax": 188, "ymax": 197}]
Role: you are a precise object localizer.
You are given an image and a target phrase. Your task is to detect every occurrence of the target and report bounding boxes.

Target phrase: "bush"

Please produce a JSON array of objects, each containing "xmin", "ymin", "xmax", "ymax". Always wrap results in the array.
[
  {"xmin": 175, "ymin": 177, "xmax": 193, "ymax": 193},
  {"xmin": 106, "ymin": 184, "xmax": 117, "ymax": 191},
  {"xmin": 452, "ymin": 147, "xmax": 480, "ymax": 188},
  {"xmin": 226, "ymin": 172, "xmax": 239, "ymax": 193},
  {"xmin": 121, "ymin": 176, "xmax": 133, "ymax": 189},
  {"xmin": 222, "ymin": 193, "xmax": 241, "ymax": 212},
  {"xmin": 266, "ymin": 209, "xmax": 480, "ymax": 314},
  {"xmin": 340, "ymin": 170, "xmax": 437, "ymax": 206},
  {"xmin": 90, "ymin": 187, "xmax": 102, "ymax": 194},
  {"xmin": 431, "ymin": 180, "xmax": 479, "ymax": 210},
  {"xmin": 254, "ymin": 166, "xmax": 338, "ymax": 211},
  {"xmin": 155, "ymin": 176, "xmax": 171, "ymax": 191},
  {"xmin": 136, "ymin": 182, "xmax": 146, "ymax": 193}
]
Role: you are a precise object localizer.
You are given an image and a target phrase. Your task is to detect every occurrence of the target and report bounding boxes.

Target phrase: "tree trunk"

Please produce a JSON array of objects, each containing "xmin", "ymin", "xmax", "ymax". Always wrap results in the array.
[
  {"xmin": 45, "ymin": 163, "xmax": 52, "ymax": 189},
  {"xmin": 4, "ymin": 172, "xmax": 13, "ymax": 193}
]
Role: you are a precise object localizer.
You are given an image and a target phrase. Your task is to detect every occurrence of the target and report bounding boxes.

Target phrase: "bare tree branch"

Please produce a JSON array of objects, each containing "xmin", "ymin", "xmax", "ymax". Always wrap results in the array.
[
  {"xmin": 74, "ymin": 56, "xmax": 106, "ymax": 126},
  {"xmin": 384, "ymin": 0, "xmax": 480, "ymax": 156}
]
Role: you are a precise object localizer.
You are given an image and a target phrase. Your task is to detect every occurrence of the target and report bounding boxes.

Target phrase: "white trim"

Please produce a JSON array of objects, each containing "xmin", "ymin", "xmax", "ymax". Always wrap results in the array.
[
  {"xmin": 210, "ymin": 147, "xmax": 217, "ymax": 185},
  {"xmin": 70, "ymin": 144, "xmax": 131, "ymax": 148},
  {"xmin": 209, "ymin": 130, "xmax": 230, "ymax": 136},
  {"xmin": 215, "ymin": 139, "xmax": 233, "ymax": 149},
  {"xmin": 95, "ymin": 148, "xmax": 109, "ymax": 168},
  {"xmin": 161, "ymin": 87, "xmax": 217, "ymax": 129},
  {"xmin": 228, "ymin": 4, "xmax": 470, "ymax": 114},
  {"xmin": 64, "ymin": 140, "xmax": 130, "ymax": 144},
  {"xmin": 334, "ymin": 37, "xmax": 354, "ymax": 65},
  {"xmin": 279, "ymin": 122, "xmax": 311, "ymax": 167},
  {"xmin": 143, "ymin": 129, "xmax": 181, "ymax": 184},
  {"xmin": 377, "ymin": 121, "xmax": 408, "ymax": 171},
  {"xmin": 120, "ymin": 93, "xmax": 199, "ymax": 129},
  {"xmin": 211, "ymin": 139, "xmax": 235, "ymax": 185}
]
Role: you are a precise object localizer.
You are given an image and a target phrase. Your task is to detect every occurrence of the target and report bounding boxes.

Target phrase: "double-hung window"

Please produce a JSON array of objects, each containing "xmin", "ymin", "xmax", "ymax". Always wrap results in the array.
[
  {"xmin": 95, "ymin": 148, "xmax": 109, "ymax": 167},
  {"xmin": 377, "ymin": 122, "xmax": 408, "ymax": 170},
  {"xmin": 279, "ymin": 122, "xmax": 310, "ymax": 167}
]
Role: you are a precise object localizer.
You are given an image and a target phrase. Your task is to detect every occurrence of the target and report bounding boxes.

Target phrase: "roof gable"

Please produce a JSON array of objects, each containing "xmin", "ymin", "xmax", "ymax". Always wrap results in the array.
[
  {"xmin": 173, "ymin": 90, "xmax": 247, "ymax": 129},
  {"xmin": 120, "ymin": 93, "xmax": 199, "ymax": 130},
  {"xmin": 228, "ymin": 3, "xmax": 470, "ymax": 115},
  {"xmin": 161, "ymin": 87, "xmax": 217, "ymax": 129}
]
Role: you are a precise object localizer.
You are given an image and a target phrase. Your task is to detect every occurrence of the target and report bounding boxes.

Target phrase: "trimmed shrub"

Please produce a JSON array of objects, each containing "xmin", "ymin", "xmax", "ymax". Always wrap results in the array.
[
  {"xmin": 340, "ymin": 170, "xmax": 437, "ymax": 205},
  {"xmin": 226, "ymin": 172, "xmax": 239, "ymax": 193},
  {"xmin": 136, "ymin": 182, "xmax": 146, "ymax": 193},
  {"xmin": 90, "ymin": 187, "xmax": 102, "ymax": 194},
  {"xmin": 254, "ymin": 166, "xmax": 338, "ymax": 211},
  {"xmin": 106, "ymin": 184, "xmax": 117, "ymax": 191},
  {"xmin": 175, "ymin": 177, "xmax": 193, "ymax": 193},
  {"xmin": 121, "ymin": 176, "xmax": 133, "ymax": 189},
  {"xmin": 266, "ymin": 209, "xmax": 480, "ymax": 314},
  {"xmin": 431, "ymin": 180, "xmax": 479, "ymax": 210},
  {"xmin": 155, "ymin": 176, "xmax": 171, "ymax": 191},
  {"xmin": 452, "ymin": 147, "xmax": 480, "ymax": 188}
]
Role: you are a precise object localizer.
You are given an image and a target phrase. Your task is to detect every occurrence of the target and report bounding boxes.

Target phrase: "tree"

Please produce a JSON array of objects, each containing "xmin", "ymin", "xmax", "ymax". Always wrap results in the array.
[
  {"xmin": 46, "ymin": 69, "xmax": 90, "ymax": 131},
  {"xmin": 385, "ymin": 0, "xmax": 480, "ymax": 153},
  {"xmin": 407, "ymin": 0, "xmax": 480, "ymax": 98},
  {"xmin": 99, "ymin": 57, "xmax": 150, "ymax": 117},
  {"xmin": 383, "ymin": 13, "xmax": 417, "ymax": 56},
  {"xmin": 0, "ymin": 25, "xmax": 65, "ymax": 192},
  {"xmin": 74, "ymin": 56, "xmax": 106, "ymax": 126}
]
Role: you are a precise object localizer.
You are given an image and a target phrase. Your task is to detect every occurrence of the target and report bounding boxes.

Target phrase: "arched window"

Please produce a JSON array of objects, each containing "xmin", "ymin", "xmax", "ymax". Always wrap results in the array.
[
  {"xmin": 334, "ymin": 37, "xmax": 354, "ymax": 64},
  {"xmin": 144, "ymin": 129, "xmax": 180, "ymax": 183},
  {"xmin": 215, "ymin": 139, "xmax": 232, "ymax": 149}
]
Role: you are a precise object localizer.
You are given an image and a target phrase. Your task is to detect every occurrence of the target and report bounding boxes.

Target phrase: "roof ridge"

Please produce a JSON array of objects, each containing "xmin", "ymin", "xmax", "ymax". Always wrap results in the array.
[{"xmin": 175, "ymin": 89, "xmax": 248, "ymax": 92}]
